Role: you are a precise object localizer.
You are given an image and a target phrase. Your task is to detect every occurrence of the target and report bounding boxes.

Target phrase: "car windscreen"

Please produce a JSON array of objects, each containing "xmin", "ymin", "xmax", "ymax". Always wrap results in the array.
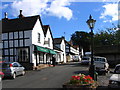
[
  {"xmin": 114, "ymin": 66, "xmax": 120, "ymax": 74},
  {"xmin": 94, "ymin": 58, "xmax": 105, "ymax": 62}
]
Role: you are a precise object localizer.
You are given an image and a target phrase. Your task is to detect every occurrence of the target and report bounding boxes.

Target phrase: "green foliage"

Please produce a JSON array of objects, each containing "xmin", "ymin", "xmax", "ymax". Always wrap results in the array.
[
  {"xmin": 71, "ymin": 28, "xmax": 120, "ymax": 50},
  {"xmin": 71, "ymin": 31, "xmax": 91, "ymax": 52},
  {"xmin": 94, "ymin": 29, "xmax": 120, "ymax": 46}
]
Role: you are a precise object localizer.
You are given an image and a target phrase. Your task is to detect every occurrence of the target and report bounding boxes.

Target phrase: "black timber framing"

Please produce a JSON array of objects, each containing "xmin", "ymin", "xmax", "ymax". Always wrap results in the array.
[
  {"xmin": 8, "ymin": 32, "xmax": 10, "ymax": 62},
  {"xmin": 2, "ymin": 31, "xmax": 30, "ymax": 62},
  {"xmin": 13, "ymin": 32, "xmax": 15, "ymax": 62}
]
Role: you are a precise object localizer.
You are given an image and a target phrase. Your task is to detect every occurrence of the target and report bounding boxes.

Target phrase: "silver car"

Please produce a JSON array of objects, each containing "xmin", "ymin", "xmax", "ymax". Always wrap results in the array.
[
  {"xmin": 109, "ymin": 64, "xmax": 120, "ymax": 88},
  {"xmin": 2, "ymin": 62, "xmax": 25, "ymax": 79},
  {"xmin": 81, "ymin": 57, "xmax": 91, "ymax": 65}
]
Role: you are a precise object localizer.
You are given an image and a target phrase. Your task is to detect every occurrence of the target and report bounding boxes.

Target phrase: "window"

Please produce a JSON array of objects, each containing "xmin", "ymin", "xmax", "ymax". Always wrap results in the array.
[
  {"xmin": 24, "ymin": 31, "xmax": 30, "ymax": 38},
  {"xmin": 10, "ymin": 49, "xmax": 13, "ymax": 55},
  {"xmin": 9, "ymin": 32, "xmax": 13, "ymax": 39},
  {"xmin": 20, "ymin": 40, "xmax": 23, "ymax": 46},
  {"xmin": 2, "ymin": 33, "xmax": 8, "ymax": 40},
  {"xmin": 62, "ymin": 45, "xmax": 64, "ymax": 50},
  {"xmin": 13, "ymin": 63, "xmax": 18, "ymax": 67},
  {"xmin": 48, "ymin": 38, "xmax": 50, "ymax": 47},
  {"xmin": 9, "ymin": 40, "xmax": 13, "ymax": 47},
  {"xmin": 15, "ymin": 40, "xmax": 18, "ymax": 47},
  {"xmin": 17, "ymin": 48, "xmax": 29, "ymax": 62},
  {"xmin": 14, "ymin": 32, "xmax": 18, "ymax": 39},
  {"xmin": 4, "ymin": 41, "xmax": 8, "ymax": 48},
  {"xmin": 38, "ymin": 33, "xmax": 40, "ymax": 43},
  {"xmin": 115, "ymin": 66, "xmax": 120, "ymax": 74},
  {"xmin": 4, "ymin": 49, "xmax": 8, "ymax": 55},
  {"xmin": 19, "ymin": 31, "xmax": 23, "ymax": 38}
]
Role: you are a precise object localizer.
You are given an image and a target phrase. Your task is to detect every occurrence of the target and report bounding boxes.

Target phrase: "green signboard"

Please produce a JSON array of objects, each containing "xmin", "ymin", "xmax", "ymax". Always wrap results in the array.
[
  {"xmin": 49, "ymin": 50, "xmax": 57, "ymax": 54},
  {"xmin": 35, "ymin": 45, "xmax": 57, "ymax": 54},
  {"xmin": 36, "ymin": 46, "xmax": 49, "ymax": 53}
]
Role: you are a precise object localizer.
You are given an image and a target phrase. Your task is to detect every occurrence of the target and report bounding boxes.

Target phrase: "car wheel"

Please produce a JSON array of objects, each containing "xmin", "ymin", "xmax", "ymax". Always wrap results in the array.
[
  {"xmin": 102, "ymin": 72, "xmax": 106, "ymax": 75},
  {"xmin": 21, "ymin": 71, "xmax": 25, "ymax": 76},
  {"xmin": 11, "ymin": 73, "xmax": 16, "ymax": 79}
]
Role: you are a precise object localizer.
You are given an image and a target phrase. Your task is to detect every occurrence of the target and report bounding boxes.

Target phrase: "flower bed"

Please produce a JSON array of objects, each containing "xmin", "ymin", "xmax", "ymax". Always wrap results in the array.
[{"xmin": 63, "ymin": 74, "xmax": 98, "ymax": 89}]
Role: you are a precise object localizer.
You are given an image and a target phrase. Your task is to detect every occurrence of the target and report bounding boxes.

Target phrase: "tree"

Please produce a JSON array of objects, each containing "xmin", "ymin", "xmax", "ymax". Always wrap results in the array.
[
  {"xmin": 94, "ymin": 26, "xmax": 120, "ymax": 46},
  {"xmin": 94, "ymin": 30, "xmax": 115, "ymax": 46},
  {"xmin": 114, "ymin": 30, "xmax": 120, "ymax": 44},
  {"xmin": 71, "ymin": 31, "xmax": 91, "ymax": 54}
]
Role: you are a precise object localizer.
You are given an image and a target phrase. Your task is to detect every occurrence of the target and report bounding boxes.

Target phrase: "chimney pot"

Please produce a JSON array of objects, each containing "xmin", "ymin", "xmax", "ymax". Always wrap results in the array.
[
  {"xmin": 5, "ymin": 12, "xmax": 8, "ymax": 18},
  {"xmin": 19, "ymin": 10, "xmax": 24, "ymax": 18},
  {"xmin": 20, "ymin": 10, "xmax": 22, "ymax": 15}
]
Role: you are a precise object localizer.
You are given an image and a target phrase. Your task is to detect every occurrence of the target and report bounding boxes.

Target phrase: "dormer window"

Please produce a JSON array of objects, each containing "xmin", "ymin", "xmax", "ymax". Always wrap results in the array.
[{"xmin": 38, "ymin": 33, "xmax": 40, "ymax": 43}]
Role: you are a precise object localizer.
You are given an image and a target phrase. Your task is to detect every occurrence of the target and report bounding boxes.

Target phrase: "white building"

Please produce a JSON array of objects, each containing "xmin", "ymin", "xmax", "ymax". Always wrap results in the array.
[
  {"xmin": 65, "ymin": 41, "xmax": 80, "ymax": 62},
  {"xmin": 2, "ymin": 11, "xmax": 56, "ymax": 70},
  {"xmin": 53, "ymin": 37, "xmax": 66, "ymax": 63}
]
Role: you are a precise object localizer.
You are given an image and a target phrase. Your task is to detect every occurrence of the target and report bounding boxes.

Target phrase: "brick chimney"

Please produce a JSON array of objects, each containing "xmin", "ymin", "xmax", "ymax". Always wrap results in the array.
[{"xmin": 18, "ymin": 10, "xmax": 24, "ymax": 18}]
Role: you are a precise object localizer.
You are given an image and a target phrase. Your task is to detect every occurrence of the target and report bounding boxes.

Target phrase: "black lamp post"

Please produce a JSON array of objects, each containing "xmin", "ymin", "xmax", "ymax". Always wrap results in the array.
[{"xmin": 86, "ymin": 15, "xmax": 96, "ymax": 80}]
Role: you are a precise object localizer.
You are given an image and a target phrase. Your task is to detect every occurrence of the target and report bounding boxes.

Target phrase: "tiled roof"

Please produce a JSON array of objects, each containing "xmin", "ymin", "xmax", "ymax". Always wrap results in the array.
[
  {"xmin": 43, "ymin": 25, "xmax": 49, "ymax": 36},
  {"xmin": 2, "ymin": 15, "xmax": 42, "ymax": 33},
  {"xmin": 53, "ymin": 46, "xmax": 63, "ymax": 52},
  {"xmin": 53, "ymin": 38, "xmax": 62, "ymax": 44}
]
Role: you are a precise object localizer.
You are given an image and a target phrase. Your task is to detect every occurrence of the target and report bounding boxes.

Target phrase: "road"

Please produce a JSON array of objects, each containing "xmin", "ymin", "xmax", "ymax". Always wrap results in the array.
[
  {"xmin": 2, "ymin": 62, "xmax": 113, "ymax": 89},
  {"xmin": 2, "ymin": 62, "xmax": 89, "ymax": 88}
]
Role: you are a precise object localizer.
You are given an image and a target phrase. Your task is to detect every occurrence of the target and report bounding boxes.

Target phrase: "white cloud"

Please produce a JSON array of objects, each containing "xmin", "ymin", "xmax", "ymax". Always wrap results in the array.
[
  {"xmin": 46, "ymin": 0, "xmax": 73, "ymax": 20},
  {"xmin": 11, "ymin": 0, "xmax": 48, "ymax": 17},
  {"xmin": 2, "ymin": 0, "xmax": 73, "ymax": 20},
  {"xmin": 102, "ymin": 0, "xmax": 119, "ymax": 2},
  {"xmin": 100, "ymin": 3, "xmax": 118, "ymax": 22},
  {"xmin": 1, "ymin": 4, "xmax": 9, "ymax": 9}
]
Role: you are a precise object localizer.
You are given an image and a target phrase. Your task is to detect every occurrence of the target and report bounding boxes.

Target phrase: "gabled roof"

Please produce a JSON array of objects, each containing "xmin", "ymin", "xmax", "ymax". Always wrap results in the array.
[
  {"xmin": 53, "ymin": 46, "xmax": 63, "ymax": 52},
  {"xmin": 43, "ymin": 25, "xmax": 49, "ymax": 36},
  {"xmin": 2, "ymin": 15, "xmax": 43, "ymax": 33},
  {"xmin": 43, "ymin": 25, "xmax": 54, "ymax": 40},
  {"xmin": 53, "ymin": 38, "xmax": 63, "ymax": 44}
]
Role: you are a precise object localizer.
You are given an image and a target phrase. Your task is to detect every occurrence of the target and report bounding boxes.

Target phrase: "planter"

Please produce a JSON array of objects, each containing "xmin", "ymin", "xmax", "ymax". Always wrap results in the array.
[
  {"xmin": 63, "ymin": 83, "xmax": 97, "ymax": 90},
  {"xmin": 63, "ymin": 74, "xmax": 99, "ymax": 90}
]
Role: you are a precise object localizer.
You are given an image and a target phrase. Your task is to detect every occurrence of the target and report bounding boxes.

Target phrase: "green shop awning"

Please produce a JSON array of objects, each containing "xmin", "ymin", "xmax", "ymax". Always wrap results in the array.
[
  {"xmin": 49, "ymin": 50, "xmax": 57, "ymax": 54},
  {"xmin": 35, "ymin": 45, "xmax": 57, "ymax": 54},
  {"xmin": 35, "ymin": 46, "xmax": 49, "ymax": 53}
]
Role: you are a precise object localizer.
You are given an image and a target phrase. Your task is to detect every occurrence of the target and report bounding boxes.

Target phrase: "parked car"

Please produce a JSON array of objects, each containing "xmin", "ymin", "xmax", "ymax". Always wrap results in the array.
[
  {"xmin": 73, "ymin": 56, "xmax": 81, "ymax": 62},
  {"xmin": 109, "ymin": 64, "xmax": 120, "ymax": 88},
  {"xmin": 2, "ymin": 62, "xmax": 25, "ymax": 79},
  {"xmin": 0, "ymin": 71, "xmax": 4, "ymax": 82},
  {"xmin": 94, "ymin": 56, "xmax": 109, "ymax": 74},
  {"xmin": 81, "ymin": 57, "xmax": 91, "ymax": 65}
]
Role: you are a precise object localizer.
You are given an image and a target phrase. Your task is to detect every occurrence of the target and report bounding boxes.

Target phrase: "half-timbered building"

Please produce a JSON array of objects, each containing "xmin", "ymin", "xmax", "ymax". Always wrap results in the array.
[{"xmin": 2, "ymin": 10, "xmax": 56, "ymax": 70}]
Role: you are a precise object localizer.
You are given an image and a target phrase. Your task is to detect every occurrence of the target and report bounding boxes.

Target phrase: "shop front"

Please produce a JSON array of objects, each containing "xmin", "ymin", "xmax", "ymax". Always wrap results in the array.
[{"xmin": 33, "ymin": 45, "xmax": 56, "ymax": 69}]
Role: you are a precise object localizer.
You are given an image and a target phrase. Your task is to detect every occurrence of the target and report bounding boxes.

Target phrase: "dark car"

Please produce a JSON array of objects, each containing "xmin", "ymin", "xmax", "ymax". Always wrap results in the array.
[
  {"xmin": 81, "ymin": 57, "xmax": 91, "ymax": 65},
  {"xmin": 2, "ymin": 62, "xmax": 25, "ymax": 79}
]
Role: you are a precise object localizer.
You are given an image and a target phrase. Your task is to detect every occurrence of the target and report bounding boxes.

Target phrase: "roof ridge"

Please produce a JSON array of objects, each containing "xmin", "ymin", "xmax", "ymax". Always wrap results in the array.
[{"xmin": 2, "ymin": 15, "xmax": 40, "ymax": 21}]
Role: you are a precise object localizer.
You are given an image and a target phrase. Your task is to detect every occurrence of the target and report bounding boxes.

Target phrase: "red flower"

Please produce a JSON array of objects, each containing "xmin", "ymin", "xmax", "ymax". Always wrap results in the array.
[{"xmin": 72, "ymin": 76, "xmax": 80, "ymax": 80}]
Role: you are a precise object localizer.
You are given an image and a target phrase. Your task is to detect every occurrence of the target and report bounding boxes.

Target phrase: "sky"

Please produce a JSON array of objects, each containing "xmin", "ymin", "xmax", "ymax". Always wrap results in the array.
[{"xmin": 0, "ymin": 0, "xmax": 119, "ymax": 41}]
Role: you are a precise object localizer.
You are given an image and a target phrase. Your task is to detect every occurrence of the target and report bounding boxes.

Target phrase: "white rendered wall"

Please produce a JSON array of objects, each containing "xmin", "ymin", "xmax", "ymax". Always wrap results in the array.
[
  {"xmin": 44, "ymin": 28, "xmax": 53, "ymax": 49},
  {"xmin": 32, "ymin": 19, "xmax": 45, "ymax": 47},
  {"xmin": 60, "ymin": 39, "xmax": 66, "ymax": 63}
]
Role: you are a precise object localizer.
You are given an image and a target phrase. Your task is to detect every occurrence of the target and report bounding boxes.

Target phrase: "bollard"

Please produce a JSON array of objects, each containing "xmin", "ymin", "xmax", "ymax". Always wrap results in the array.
[{"xmin": 94, "ymin": 71, "xmax": 98, "ymax": 81}]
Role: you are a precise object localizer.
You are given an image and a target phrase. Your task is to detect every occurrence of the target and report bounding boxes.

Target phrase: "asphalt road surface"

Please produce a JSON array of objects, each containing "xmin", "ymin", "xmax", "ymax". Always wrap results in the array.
[
  {"xmin": 2, "ymin": 62, "xmax": 89, "ymax": 88},
  {"xmin": 2, "ymin": 62, "xmax": 113, "ymax": 89}
]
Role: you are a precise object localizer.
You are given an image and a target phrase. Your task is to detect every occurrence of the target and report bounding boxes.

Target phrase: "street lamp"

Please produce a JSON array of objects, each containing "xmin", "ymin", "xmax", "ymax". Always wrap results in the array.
[{"xmin": 86, "ymin": 15, "xmax": 96, "ymax": 80}]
